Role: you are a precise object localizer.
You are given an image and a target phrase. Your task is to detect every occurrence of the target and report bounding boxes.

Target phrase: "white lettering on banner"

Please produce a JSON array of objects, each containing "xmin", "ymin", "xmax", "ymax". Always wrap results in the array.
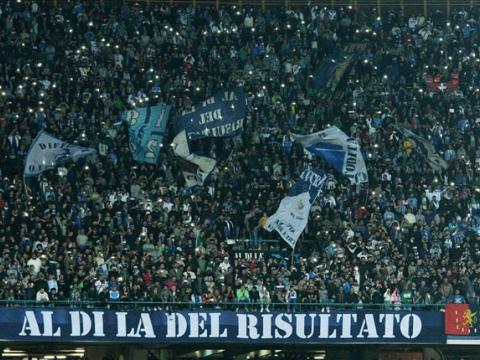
[
  {"xmin": 318, "ymin": 314, "xmax": 336, "ymax": 338},
  {"xmin": 357, "ymin": 314, "xmax": 379, "ymax": 339},
  {"xmin": 116, "ymin": 312, "xmax": 155, "ymax": 338},
  {"xmin": 299, "ymin": 169, "xmax": 325, "ymax": 188},
  {"xmin": 14, "ymin": 310, "xmax": 426, "ymax": 341},
  {"xmin": 261, "ymin": 314, "xmax": 273, "ymax": 339},
  {"xmin": 379, "ymin": 314, "xmax": 400, "ymax": 338},
  {"xmin": 69, "ymin": 311, "xmax": 105, "ymax": 337},
  {"xmin": 166, "ymin": 313, "xmax": 188, "ymax": 338},
  {"xmin": 274, "ymin": 313, "xmax": 293, "ymax": 339},
  {"xmin": 19, "ymin": 311, "xmax": 61, "ymax": 337},
  {"xmin": 296, "ymin": 314, "xmax": 316, "ymax": 339},
  {"xmin": 199, "ymin": 109, "xmax": 223, "ymax": 125},
  {"xmin": 399, "ymin": 314, "xmax": 422, "ymax": 339},
  {"xmin": 201, "ymin": 96, "xmax": 216, "ymax": 107},
  {"xmin": 209, "ymin": 313, "xmax": 228, "ymax": 338},
  {"xmin": 202, "ymin": 118, "xmax": 244, "ymax": 137},
  {"xmin": 166, "ymin": 313, "xmax": 227, "ymax": 338},
  {"xmin": 237, "ymin": 314, "xmax": 260, "ymax": 339},
  {"xmin": 339, "ymin": 314, "xmax": 357, "ymax": 338},
  {"xmin": 221, "ymin": 91, "xmax": 238, "ymax": 102}
]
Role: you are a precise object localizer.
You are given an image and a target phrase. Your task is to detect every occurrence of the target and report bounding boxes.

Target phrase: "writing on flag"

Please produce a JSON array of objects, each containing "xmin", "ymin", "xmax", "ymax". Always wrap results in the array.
[
  {"xmin": 264, "ymin": 168, "xmax": 326, "ymax": 248},
  {"xmin": 122, "ymin": 103, "xmax": 171, "ymax": 164},
  {"xmin": 24, "ymin": 131, "xmax": 96, "ymax": 177},
  {"xmin": 291, "ymin": 127, "xmax": 368, "ymax": 185},
  {"xmin": 172, "ymin": 88, "xmax": 246, "ymax": 187},
  {"xmin": 174, "ymin": 88, "xmax": 246, "ymax": 138}
]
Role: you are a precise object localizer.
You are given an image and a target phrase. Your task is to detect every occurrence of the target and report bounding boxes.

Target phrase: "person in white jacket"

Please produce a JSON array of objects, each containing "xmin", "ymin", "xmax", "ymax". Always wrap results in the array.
[
  {"xmin": 259, "ymin": 286, "xmax": 271, "ymax": 312},
  {"xmin": 36, "ymin": 288, "xmax": 49, "ymax": 302}
]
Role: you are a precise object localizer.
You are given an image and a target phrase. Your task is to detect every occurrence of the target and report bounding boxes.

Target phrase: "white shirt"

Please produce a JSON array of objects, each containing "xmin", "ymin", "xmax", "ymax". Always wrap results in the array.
[{"xmin": 36, "ymin": 290, "xmax": 49, "ymax": 302}]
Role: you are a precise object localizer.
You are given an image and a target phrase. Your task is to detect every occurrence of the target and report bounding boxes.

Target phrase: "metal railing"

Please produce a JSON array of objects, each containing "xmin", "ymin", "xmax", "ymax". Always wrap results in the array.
[{"xmin": 0, "ymin": 300, "xmax": 446, "ymax": 312}]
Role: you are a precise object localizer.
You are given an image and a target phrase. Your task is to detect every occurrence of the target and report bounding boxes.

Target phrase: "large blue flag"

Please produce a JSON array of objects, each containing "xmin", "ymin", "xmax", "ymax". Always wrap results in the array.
[
  {"xmin": 122, "ymin": 103, "xmax": 171, "ymax": 164},
  {"xmin": 264, "ymin": 168, "xmax": 326, "ymax": 248},
  {"xmin": 172, "ymin": 88, "xmax": 246, "ymax": 187},
  {"xmin": 291, "ymin": 126, "xmax": 368, "ymax": 185},
  {"xmin": 174, "ymin": 88, "xmax": 246, "ymax": 139}
]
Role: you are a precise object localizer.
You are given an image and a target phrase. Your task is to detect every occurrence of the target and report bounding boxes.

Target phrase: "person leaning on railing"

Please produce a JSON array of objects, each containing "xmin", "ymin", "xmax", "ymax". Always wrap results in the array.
[{"xmin": 236, "ymin": 284, "xmax": 250, "ymax": 311}]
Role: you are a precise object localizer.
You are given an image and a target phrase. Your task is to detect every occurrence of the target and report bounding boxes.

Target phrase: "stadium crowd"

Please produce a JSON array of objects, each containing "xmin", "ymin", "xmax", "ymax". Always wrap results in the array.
[{"xmin": 0, "ymin": 0, "xmax": 480, "ymax": 310}]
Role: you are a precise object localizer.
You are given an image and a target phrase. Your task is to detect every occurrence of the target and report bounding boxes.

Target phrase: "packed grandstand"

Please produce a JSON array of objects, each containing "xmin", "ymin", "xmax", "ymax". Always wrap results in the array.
[{"xmin": 0, "ymin": 0, "xmax": 479, "ymax": 314}]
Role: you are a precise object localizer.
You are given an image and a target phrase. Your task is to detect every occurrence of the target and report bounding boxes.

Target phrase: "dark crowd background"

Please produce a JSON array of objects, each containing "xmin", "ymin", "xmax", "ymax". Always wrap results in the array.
[{"xmin": 0, "ymin": 0, "xmax": 480, "ymax": 309}]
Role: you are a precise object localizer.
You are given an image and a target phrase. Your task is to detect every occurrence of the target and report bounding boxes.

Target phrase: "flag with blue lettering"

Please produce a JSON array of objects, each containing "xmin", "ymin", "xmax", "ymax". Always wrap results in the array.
[
  {"xmin": 173, "ymin": 88, "xmax": 246, "ymax": 187},
  {"xmin": 264, "ymin": 168, "xmax": 326, "ymax": 248},
  {"xmin": 122, "ymin": 103, "xmax": 171, "ymax": 164},
  {"xmin": 24, "ymin": 131, "xmax": 96, "ymax": 177},
  {"xmin": 174, "ymin": 88, "xmax": 246, "ymax": 139},
  {"xmin": 291, "ymin": 127, "xmax": 368, "ymax": 185}
]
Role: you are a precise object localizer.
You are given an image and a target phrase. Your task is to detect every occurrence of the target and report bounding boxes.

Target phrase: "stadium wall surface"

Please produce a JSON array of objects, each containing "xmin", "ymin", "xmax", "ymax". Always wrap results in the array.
[{"xmin": 1, "ymin": 308, "xmax": 445, "ymax": 344}]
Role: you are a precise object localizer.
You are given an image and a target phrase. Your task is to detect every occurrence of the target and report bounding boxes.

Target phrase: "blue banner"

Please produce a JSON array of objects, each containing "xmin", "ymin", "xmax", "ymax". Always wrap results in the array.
[
  {"xmin": 174, "ymin": 88, "xmax": 246, "ymax": 139},
  {"xmin": 2, "ymin": 308, "xmax": 445, "ymax": 344},
  {"xmin": 122, "ymin": 103, "xmax": 171, "ymax": 164}
]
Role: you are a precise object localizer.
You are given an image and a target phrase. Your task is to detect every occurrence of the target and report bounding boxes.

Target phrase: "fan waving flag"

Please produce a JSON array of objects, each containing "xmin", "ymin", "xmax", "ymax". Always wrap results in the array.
[
  {"xmin": 24, "ymin": 131, "xmax": 96, "ymax": 177},
  {"xmin": 264, "ymin": 168, "xmax": 326, "ymax": 248},
  {"xmin": 291, "ymin": 127, "xmax": 368, "ymax": 184}
]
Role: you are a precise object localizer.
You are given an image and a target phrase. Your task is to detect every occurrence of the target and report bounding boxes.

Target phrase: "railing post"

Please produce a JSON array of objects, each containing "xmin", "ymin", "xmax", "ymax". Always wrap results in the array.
[
  {"xmin": 331, "ymin": 0, "xmax": 335, "ymax": 9},
  {"xmin": 376, "ymin": 0, "xmax": 381, "ymax": 17},
  {"xmin": 193, "ymin": 0, "xmax": 196, "ymax": 8},
  {"xmin": 471, "ymin": 0, "xmax": 475, "ymax": 10},
  {"xmin": 262, "ymin": 0, "xmax": 265, "ymax": 11},
  {"xmin": 400, "ymin": 0, "xmax": 404, "ymax": 16},
  {"xmin": 447, "ymin": 0, "xmax": 451, "ymax": 19},
  {"xmin": 216, "ymin": 0, "xmax": 219, "ymax": 10},
  {"xmin": 423, "ymin": 0, "xmax": 427, "ymax": 17}
]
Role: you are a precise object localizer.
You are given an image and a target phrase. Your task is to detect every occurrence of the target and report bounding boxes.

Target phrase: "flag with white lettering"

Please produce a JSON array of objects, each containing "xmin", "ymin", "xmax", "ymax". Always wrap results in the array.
[
  {"xmin": 24, "ymin": 131, "xmax": 96, "ymax": 177},
  {"xmin": 122, "ymin": 103, "xmax": 171, "ymax": 164},
  {"xmin": 172, "ymin": 130, "xmax": 217, "ymax": 187},
  {"xmin": 173, "ymin": 88, "xmax": 246, "ymax": 139},
  {"xmin": 264, "ymin": 168, "xmax": 326, "ymax": 248},
  {"xmin": 173, "ymin": 88, "xmax": 246, "ymax": 187},
  {"xmin": 291, "ymin": 127, "xmax": 368, "ymax": 185},
  {"xmin": 397, "ymin": 127, "xmax": 448, "ymax": 173}
]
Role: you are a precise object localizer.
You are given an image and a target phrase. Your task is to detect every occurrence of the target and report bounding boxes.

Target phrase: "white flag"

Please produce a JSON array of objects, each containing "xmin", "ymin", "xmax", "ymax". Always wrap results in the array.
[
  {"xmin": 172, "ymin": 130, "xmax": 216, "ymax": 187},
  {"xmin": 264, "ymin": 168, "xmax": 326, "ymax": 248},
  {"xmin": 24, "ymin": 131, "xmax": 96, "ymax": 177},
  {"xmin": 291, "ymin": 126, "xmax": 368, "ymax": 184}
]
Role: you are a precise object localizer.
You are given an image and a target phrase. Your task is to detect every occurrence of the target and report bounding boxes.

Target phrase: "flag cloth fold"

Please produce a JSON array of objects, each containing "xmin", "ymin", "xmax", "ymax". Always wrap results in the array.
[
  {"xmin": 172, "ymin": 88, "xmax": 246, "ymax": 187},
  {"xmin": 397, "ymin": 126, "xmax": 448, "ymax": 172},
  {"xmin": 264, "ymin": 168, "xmax": 326, "ymax": 248},
  {"xmin": 172, "ymin": 130, "xmax": 217, "ymax": 188},
  {"xmin": 24, "ymin": 131, "xmax": 96, "ymax": 177},
  {"xmin": 122, "ymin": 103, "xmax": 171, "ymax": 164},
  {"xmin": 291, "ymin": 126, "xmax": 368, "ymax": 184}
]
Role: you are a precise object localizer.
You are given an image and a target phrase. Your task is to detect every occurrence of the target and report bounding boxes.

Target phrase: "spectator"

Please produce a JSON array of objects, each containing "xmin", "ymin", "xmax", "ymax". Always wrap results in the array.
[
  {"xmin": 0, "ymin": 1, "xmax": 478, "ymax": 312},
  {"xmin": 36, "ymin": 288, "xmax": 49, "ymax": 302}
]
